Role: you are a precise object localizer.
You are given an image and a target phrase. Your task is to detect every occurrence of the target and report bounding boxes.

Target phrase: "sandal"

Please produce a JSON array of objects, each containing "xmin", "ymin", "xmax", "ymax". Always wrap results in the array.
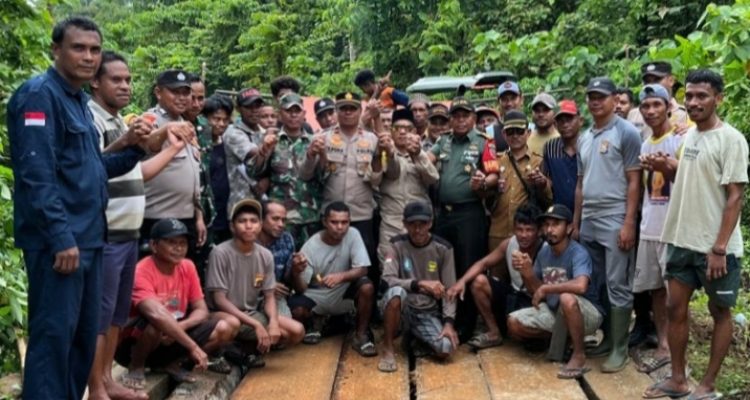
[
  {"xmin": 557, "ymin": 366, "xmax": 591, "ymax": 379},
  {"xmin": 467, "ymin": 333, "xmax": 503, "ymax": 349},
  {"xmin": 378, "ymin": 355, "xmax": 398, "ymax": 373},
  {"xmin": 303, "ymin": 331, "xmax": 322, "ymax": 345},
  {"xmin": 638, "ymin": 355, "xmax": 671, "ymax": 373},
  {"xmin": 643, "ymin": 380, "xmax": 692, "ymax": 399},
  {"xmin": 120, "ymin": 369, "xmax": 146, "ymax": 390},
  {"xmin": 208, "ymin": 356, "xmax": 232, "ymax": 374},
  {"xmin": 352, "ymin": 336, "xmax": 377, "ymax": 357}
]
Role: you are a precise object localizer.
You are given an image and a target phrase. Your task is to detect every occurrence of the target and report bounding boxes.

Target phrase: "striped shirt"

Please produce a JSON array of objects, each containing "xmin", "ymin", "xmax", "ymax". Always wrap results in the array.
[{"xmin": 89, "ymin": 100, "xmax": 145, "ymax": 242}]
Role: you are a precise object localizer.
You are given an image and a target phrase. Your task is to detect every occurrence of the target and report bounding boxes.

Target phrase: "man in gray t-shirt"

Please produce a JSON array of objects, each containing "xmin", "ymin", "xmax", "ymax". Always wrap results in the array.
[
  {"xmin": 573, "ymin": 77, "xmax": 641, "ymax": 373},
  {"xmin": 288, "ymin": 201, "xmax": 377, "ymax": 357}
]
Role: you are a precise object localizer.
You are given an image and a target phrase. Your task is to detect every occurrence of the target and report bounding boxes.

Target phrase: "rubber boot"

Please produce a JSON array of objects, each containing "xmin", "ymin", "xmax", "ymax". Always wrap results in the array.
[
  {"xmin": 586, "ymin": 308, "xmax": 611, "ymax": 358},
  {"xmin": 601, "ymin": 307, "xmax": 632, "ymax": 373}
]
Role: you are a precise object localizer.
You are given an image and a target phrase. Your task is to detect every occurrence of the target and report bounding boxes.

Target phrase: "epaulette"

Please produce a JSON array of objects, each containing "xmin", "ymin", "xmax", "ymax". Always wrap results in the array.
[{"xmin": 431, "ymin": 234, "xmax": 453, "ymax": 250}]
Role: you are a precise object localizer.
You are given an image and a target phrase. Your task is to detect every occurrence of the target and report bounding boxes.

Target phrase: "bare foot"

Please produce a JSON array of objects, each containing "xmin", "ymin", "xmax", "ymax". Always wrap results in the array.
[{"xmin": 106, "ymin": 379, "xmax": 149, "ymax": 400}]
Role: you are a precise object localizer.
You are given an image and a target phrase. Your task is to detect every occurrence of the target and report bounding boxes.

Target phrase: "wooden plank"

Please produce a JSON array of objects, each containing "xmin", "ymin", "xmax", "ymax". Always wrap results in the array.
[
  {"xmin": 332, "ymin": 332, "xmax": 409, "ymax": 400},
  {"xmin": 478, "ymin": 344, "xmax": 587, "ymax": 400},
  {"xmin": 583, "ymin": 358, "xmax": 659, "ymax": 400},
  {"xmin": 231, "ymin": 336, "xmax": 343, "ymax": 400},
  {"xmin": 414, "ymin": 345, "xmax": 491, "ymax": 400}
]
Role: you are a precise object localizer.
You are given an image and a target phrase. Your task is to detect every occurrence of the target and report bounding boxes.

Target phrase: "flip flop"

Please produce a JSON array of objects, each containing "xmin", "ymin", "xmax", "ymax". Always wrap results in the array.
[
  {"xmin": 557, "ymin": 366, "xmax": 591, "ymax": 379},
  {"xmin": 638, "ymin": 355, "xmax": 671, "ymax": 373},
  {"xmin": 303, "ymin": 331, "xmax": 322, "ymax": 345},
  {"xmin": 467, "ymin": 333, "xmax": 503, "ymax": 350},
  {"xmin": 643, "ymin": 380, "xmax": 692, "ymax": 399},
  {"xmin": 378, "ymin": 355, "xmax": 398, "ymax": 373},
  {"xmin": 352, "ymin": 337, "xmax": 378, "ymax": 357},
  {"xmin": 120, "ymin": 369, "xmax": 146, "ymax": 390},
  {"xmin": 687, "ymin": 392, "xmax": 723, "ymax": 400},
  {"xmin": 164, "ymin": 366, "xmax": 197, "ymax": 384}
]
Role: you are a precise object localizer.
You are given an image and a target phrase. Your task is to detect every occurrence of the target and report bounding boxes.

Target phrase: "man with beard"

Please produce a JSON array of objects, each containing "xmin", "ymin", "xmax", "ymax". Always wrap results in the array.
[
  {"xmin": 379, "ymin": 201, "xmax": 458, "ymax": 372},
  {"xmin": 507, "ymin": 205, "xmax": 603, "ymax": 380},
  {"xmin": 447, "ymin": 205, "xmax": 544, "ymax": 349},
  {"xmin": 643, "ymin": 70, "xmax": 748, "ymax": 400},
  {"xmin": 614, "ymin": 87, "xmax": 635, "ymax": 119},
  {"xmin": 87, "ymin": 51, "xmax": 193, "ymax": 400},
  {"xmin": 141, "ymin": 69, "xmax": 206, "ymax": 266},
  {"xmin": 543, "ymin": 100, "xmax": 583, "ymax": 212},
  {"xmin": 527, "ymin": 93, "xmax": 559, "ymax": 156},
  {"xmin": 573, "ymin": 77, "xmax": 641, "ymax": 373}
]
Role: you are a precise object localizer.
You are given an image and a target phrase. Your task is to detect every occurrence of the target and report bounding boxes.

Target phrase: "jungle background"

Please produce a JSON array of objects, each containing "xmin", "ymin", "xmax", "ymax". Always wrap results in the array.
[{"xmin": 1, "ymin": 0, "xmax": 749, "ymax": 396}]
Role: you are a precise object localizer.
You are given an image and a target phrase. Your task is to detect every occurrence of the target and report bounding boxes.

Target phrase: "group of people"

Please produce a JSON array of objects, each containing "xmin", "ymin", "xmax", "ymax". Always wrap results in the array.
[{"xmin": 7, "ymin": 16, "xmax": 748, "ymax": 400}]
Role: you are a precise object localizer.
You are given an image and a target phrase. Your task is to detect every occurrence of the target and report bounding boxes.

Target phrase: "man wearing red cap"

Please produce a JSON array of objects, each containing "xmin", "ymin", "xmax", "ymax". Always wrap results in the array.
[{"xmin": 543, "ymin": 100, "xmax": 583, "ymax": 212}]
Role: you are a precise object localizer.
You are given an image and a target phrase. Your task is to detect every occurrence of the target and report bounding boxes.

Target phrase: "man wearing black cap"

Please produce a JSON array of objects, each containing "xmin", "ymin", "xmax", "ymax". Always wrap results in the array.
[
  {"xmin": 250, "ymin": 93, "xmax": 324, "ymax": 247},
  {"xmin": 506, "ymin": 205, "xmax": 602, "ymax": 379},
  {"xmin": 116, "ymin": 219, "xmax": 239, "ymax": 389},
  {"xmin": 141, "ymin": 70, "xmax": 206, "ymax": 268},
  {"xmin": 379, "ymin": 201, "xmax": 458, "ymax": 372},
  {"xmin": 490, "ymin": 110, "xmax": 551, "ymax": 253},
  {"xmin": 300, "ymin": 91, "xmax": 390, "ymax": 284},
  {"xmin": 224, "ymin": 87, "xmax": 267, "ymax": 214},
  {"xmin": 314, "ymin": 97, "xmax": 337, "ymax": 131},
  {"xmin": 574, "ymin": 76, "xmax": 642, "ymax": 373},
  {"xmin": 627, "ymin": 61, "xmax": 690, "ymax": 139},
  {"xmin": 428, "ymin": 96, "xmax": 499, "ymax": 337},
  {"xmin": 378, "ymin": 109, "xmax": 439, "ymax": 263}
]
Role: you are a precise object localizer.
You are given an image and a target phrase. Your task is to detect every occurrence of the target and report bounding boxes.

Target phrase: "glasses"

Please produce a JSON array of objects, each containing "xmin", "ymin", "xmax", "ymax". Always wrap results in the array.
[{"xmin": 504, "ymin": 129, "xmax": 526, "ymax": 136}]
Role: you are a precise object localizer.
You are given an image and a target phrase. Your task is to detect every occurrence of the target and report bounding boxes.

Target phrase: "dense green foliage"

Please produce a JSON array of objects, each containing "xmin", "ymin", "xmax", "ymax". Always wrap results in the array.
[{"xmin": 0, "ymin": 1, "xmax": 749, "ymax": 391}]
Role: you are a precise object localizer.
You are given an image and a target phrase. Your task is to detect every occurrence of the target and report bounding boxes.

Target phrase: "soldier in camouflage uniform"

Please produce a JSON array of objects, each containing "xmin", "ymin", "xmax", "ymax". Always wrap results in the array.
[{"xmin": 250, "ymin": 93, "xmax": 323, "ymax": 248}]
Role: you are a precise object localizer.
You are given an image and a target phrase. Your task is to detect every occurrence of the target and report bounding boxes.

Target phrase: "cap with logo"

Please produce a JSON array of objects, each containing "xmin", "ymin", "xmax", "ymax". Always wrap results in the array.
[
  {"xmin": 641, "ymin": 61, "xmax": 672, "ymax": 79},
  {"xmin": 502, "ymin": 110, "xmax": 528, "ymax": 131},
  {"xmin": 314, "ymin": 98, "xmax": 335, "ymax": 115},
  {"xmin": 428, "ymin": 103, "xmax": 450, "ymax": 120},
  {"xmin": 156, "ymin": 69, "xmax": 191, "ymax": 90},
  {"xmin": 335, "ymin": 91, "xmax": 361, "ymax": 108},
  {"xmin": 449, "ymin": 96, "xmax": 475, "ymax": 114},
  {"xmin": 586, "ymin": 77, "xmax": 617, "ymax": 96},
  {"xmin": 279, "ymin": 93, "xmax": 304, "ymax": 110},
  {"xmin": 150, "ymin": 218, "xmax": 189, "ymax": 240},
  {"xmin": 639, "ymin": 84, "xmax": 670, "ymax": 103},
  {"xmin": 392, "ymin": 108, "xmax": 415, "ymax": 125},
  {"xmin": 497, "ymin": 81, "xmax": 521, "ymax": 97},
  {"xmin": 230, "ymin": 198, "xmax": 263, "ymax": 221},
  {"xmin": 555, "ymin": 100, "xmax": 579, "ymax": 118},
  {"xmin": 237, "ymin": 88, "xmax": 264, "ymax": 107},
  {"xmin": 531, "ymin": 92, "xmax": 557, "ymax": 110},
  {"xmin": 537, "ymin": 204, "xmax": 573, "ymax": 223},
  {"xmin": 403, "ymin": 201, "xmax": 433, "ymax": 222}
]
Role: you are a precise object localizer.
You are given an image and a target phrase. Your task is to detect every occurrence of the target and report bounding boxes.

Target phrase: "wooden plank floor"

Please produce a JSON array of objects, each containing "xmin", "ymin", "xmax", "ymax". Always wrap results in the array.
[{"xmin": 230, "ymin": 333, "xmax": 663, "ymax": 400}]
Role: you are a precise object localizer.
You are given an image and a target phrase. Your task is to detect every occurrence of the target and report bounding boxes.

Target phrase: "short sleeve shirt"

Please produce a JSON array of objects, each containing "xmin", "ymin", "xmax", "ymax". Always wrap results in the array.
[
  {"xmin": 206, "ymin": 240, "xmax": 276, "ymax": 312},
  {"xmin": 543, "ymin": 137, "xmax": 577, "ymax": 212},
  {"xmin": 577, "ymin": 116, "xmax": 642, "ymax": 219},
  {"xmin": 640, "ymin": 130, "xmax": 683, "ymax": 240},
  {"xmin": 130, "ymin": 256, "xmax": 204, "ymax": 320},
  {"xmin": 299, "ymin": 229, "xmax": 370, "ymax": 314},
  {"xmin": 661, "ymin": 124, "xmax": 749, "ymax": 256},
  {"xmin": 533, "ymin": 241, "xmax": 602, "ymax": 315}
]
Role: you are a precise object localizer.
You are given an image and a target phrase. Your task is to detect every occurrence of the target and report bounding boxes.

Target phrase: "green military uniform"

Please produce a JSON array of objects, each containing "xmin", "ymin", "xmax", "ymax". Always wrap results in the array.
[
  {"xmin": 193, "ymin": 115, "xmax": 216, "ymax": 229},
  {"xmin": 252, "ymin": 129, "xmax": 323, "ymax": 248},
  {"xmin": 431, "ymin": 128, "xmax": 497, "ymax": 337}
]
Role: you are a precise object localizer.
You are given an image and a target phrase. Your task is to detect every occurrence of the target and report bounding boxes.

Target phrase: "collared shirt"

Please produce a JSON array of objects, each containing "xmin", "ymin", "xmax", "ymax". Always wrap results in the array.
[
  {"xmin": 300, "ymin": 125, "xmax": 381, "ymax": 222},
  {"xmin": 527, "ymin": 127, "xmax": 559, "ymax": 156},
  {"xmin": 379, "ymin": 149, "xmax": 439, "ymax": 241},
  {"xmin": 490, "ymin": 147, "xmax": 550, "ymax": 240},
  {"xmin": 259, "ymin": 232, "xmax": 296, "ymax": 282},
  {"xmin": 224, "ymin": 118, "xmax": 265, "ymax": 215},
  {"xmin": 577, "ymin": 115, "xmax": 642, "ymax": 219},
  {"xmin": 382, "ymin": 234, "xmax": 456, "ymax": 320},
  {"xmin": 431, "ymin": 129, "xmax": 497, "ymax": 205},
  {"xmin": 89, "ymin": 100, "xmax": 145, "ymax": 242},
  {"xmin": 255, "ymin": 128, "xmax": 322, "ymax": 226},
  {"xmin": 8, "ymin": 67, "xmax": 142, "ymax": 252},
  {"xmin": 143, "ymin": 106, "xmax": 200, "ymax": 219},
  {"xmin": 543, "ymin": 137, "xmax": 578, "ymax": 212},
  {"xmin": 627, "ymin": 98, "xmax": 691, "ymax": 140}
]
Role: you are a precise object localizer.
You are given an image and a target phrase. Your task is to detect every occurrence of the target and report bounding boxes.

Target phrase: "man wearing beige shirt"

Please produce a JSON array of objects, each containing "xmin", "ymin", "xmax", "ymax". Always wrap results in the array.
[{"xmin": 378, "ymin": 109, "xmax": 439, "ymax": 263}]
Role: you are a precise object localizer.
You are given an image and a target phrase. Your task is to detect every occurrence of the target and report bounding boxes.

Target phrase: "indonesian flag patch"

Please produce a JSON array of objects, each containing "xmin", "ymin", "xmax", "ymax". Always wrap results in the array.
[{"xmin": 24, "ymin": 112, "xmax": 46, "ymax": 127}]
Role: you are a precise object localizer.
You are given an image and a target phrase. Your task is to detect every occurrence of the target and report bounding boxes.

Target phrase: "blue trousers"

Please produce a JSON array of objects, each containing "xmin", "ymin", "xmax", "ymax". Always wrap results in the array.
[{"xmin": 22, "ymin": 248, "xmax": 102, "ymax": 400}]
